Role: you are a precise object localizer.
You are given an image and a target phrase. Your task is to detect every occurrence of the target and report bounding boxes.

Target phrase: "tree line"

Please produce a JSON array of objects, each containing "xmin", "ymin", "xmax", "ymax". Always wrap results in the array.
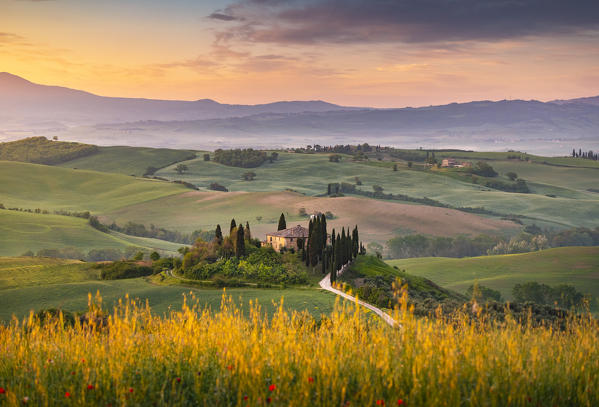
[
  {"xmin": 0, "ymin": 136, "xmax": 98, "ymax": 165},
  {"xmin": 571, "ymin": 148, "xmax": 598, "ymax": 160},
  {"xmin": 213, "ymin": 149, "xmax": 278, "ymax": 168}
]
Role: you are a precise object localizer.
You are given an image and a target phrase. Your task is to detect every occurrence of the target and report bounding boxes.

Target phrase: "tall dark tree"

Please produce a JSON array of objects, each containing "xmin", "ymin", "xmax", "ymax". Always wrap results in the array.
[
  {"xmin": 278, "ymin": 213, "xmax": 287, "ymax": 231},
  {"xmin": 235, "ymin": 225, "xmax": 245, "ymax": 258},
  {"xmin": 306, "ymin": 219, "xmax": 313, "ymax": 266},
  {"xmin": 245, "ymin": 221, "xmax": 251, "ymax": 240},
  {"xmin": 215, "ymin": 224, "xmax": 223, "ymax": 245},
  {"xmin": 230, "ymin": 219, "xmax": 237, "ymax": 234}
]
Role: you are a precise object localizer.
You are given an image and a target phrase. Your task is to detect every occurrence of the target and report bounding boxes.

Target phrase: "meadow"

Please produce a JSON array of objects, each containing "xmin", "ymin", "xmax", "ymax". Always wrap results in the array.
[
  {"xmin": 56, "ymin": 146, "xmax": 197, "ymax": 176},
  {"xmin": 387, "ymin": 246, "xmax": 599, "ymax": 301},
  {"xmin": 0, "ymin": 257, "xmax": 336, "ymax": 322},
  {"xmin": 0, "ymin": 211, "xmax": 182, "ymax": 257},
  {"xmin": 0, "ymin": 294, "xmax": 597, "ymax": 406},
  {"xmin": 155, "ymin": 152, "xmax": 599, "ymax": 229}
]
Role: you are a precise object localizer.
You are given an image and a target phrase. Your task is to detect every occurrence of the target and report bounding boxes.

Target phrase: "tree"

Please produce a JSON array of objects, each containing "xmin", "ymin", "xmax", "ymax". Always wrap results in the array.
[
  {"xmin": 230, "ymin": 219, "xmax": 237, "ymax": 234},
  {"xmin": 506, "ymin": 172, "xmax": 518, "ymax": 181},
  {"xmin": 203, "ymin": 153, "xmax": 210, "ymax": 161},
  {"xmin": 393, "ymin": 164, "xmax": 398, "ymax": 171},
  {"xmin": 214, "ymin": 224, "xmax": 223, "ymax": 245},
  {"xmin": 245, "ymin": 221, "xmax": 251, "ymax": 240},
  {"xmin": 372, "ymin": 185, "xmax": 384, "ymax": 195},
  {"xmin": 407, "ymin": 161, "xmax": 413, "ymax": 168},
  {"xmin": 470, "ymin": 161, "xmax": 498, "ymax": 177},
  {"xmin": 150, "ymin": 251, "xmax": 160, "ymax": 261},
  {"xmin": 132, "ymin": 251, "xmax": 144, "ymax": 261},
  {"xmin": 235, "ymin": 225, "xmax": 245, "ymax": 257},
  {"xmin": 242, "ymin": 171, "xmax": 256, "ymax": 181},
  {"xmin": 278, "ymin": 213, "xmax": 287, "ymax": 231},
  {"xmin": 175, "ymin": 164, "xmax": 188, "ymax": 174},
  {"xmin": 329, "ymin": 154, "xmax": 342, "ymax": 162}
]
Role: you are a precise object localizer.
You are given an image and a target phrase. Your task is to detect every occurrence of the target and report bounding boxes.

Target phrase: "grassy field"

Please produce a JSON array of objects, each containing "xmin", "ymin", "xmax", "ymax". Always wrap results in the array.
[
  {"xmin": 0, "ymin": 256, "xmax": 337, "ymax": 322},
  {"xmin": 387, "ymin": 246, "xmax": 599, "ymax": 301},
  {"xmin": 1, "ymin": 289, "xmax": 598, "ymax": 406},
  {"xmin": 57, "ymin": 146, "xmax": 197, "ymax": 176},
  {"xmin": 102, "ymin": 190, "xmax": 516, "ymax": 244},
  {"xmin": 156, "ymin": 152, "xmax": 599, "ymax": 228},
  {"xmin": 0, "ymin": 160, "xmax": 186, "ymax": 213}
]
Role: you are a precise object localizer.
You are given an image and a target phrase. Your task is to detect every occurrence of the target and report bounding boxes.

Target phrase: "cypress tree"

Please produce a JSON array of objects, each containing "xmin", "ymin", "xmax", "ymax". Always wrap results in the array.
[
  {"xmin": 215, "ymin": 224, "xmax": 223, "ymax": 245},
  {"xmin": 230, "ymin": 219, "xmax": 237, "ymax": 234},
  {"xmin": 306, "ymin": 219, "xmax": 313, "ymax": 266},
  {"xmin": 321, "ymin": 214, "xmax": 327, "ymax": 253},
  {"xmin": 335, "ymin": 233, "xmax": 342, "ymax": 270},
  {"xmin": 341, "ymin": 228, "xmax": 346, "ymax": 265},
  {"xmin": 330, "ymin": 262, "xmax": 336, "ymax": 284},
  {"xmin": 245, "ymin": 221, "xmax": 251, "ymax": 240},
  {"xmin": 236, "ymin": 225, "xmax": 245, "ymax": 258},
  {"xmin": 278, "ymin": 213, "xmax": 287, "ymax": 231}
]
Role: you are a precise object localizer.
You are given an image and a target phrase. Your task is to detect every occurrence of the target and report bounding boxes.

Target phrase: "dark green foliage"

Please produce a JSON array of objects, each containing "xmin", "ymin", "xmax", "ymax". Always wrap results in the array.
[
  {"xmin": 105, "ymin": 220, "xmax": 205, "ymax": 244},
  {"xmin": 230, "ymin": 219, "xmax": 237, "ymax": 234},
  {"xmin": 97, "ymin": 261, "xmax": 154, "ymax": 280},
  {"xmin": 469, "ymin": 161, "xmax": 498, "ymax": 177},
  {"xmin": 213, "ymin": 148, "xmax": 267, "ymax": 168},
  {"xmin": 215, "ymin": 224, "xmax": 223, "ymax": 244},
  {"xmin": 150, "ymin": 251, "xmax": 160, "ymax": 261},
  {"xmin": 242, "ymin": 171, "xmax": 256, "ymax": 181},
  {"xmin": 88, "ymin": 216, "xmax": 109, "ymax": 232},
  {"xmin": 393, "ymin": 164, "xmax": 398, "ymax": 171},
  {"xmin": 175, "ymin": 164, "xmax": 188, "ymax": 174},
  {"xmin": 506, "ymin": 171, "xmax": 518, "ymax": 181},
  {"xmin": 484, "ymin": 178, "xmax": 529, "ymax": 193},
  {"xmin": 0, "ymin": 137, "xmax": 98, "ymax": 165},
  {"xmin": 512, "ymin": 282, "xmax": 588, "ymax": 309},
  {"xmin": 329, "ymin": 154, "xmax": 342, "ymax": 162},
  {"xmin": 209, "ymin": 182, "xmax": 228, "ymax": 192},
  {"xmin": 387, "ymin": 234, "xmax": 503, "ymax": 258},
  {"xmin": 466, "ymin": 284, "xmax": 503, "ymax": 302},
  {"xmin": 236, "ymin": 225, "xmax": 245, "ymax": 258},
  {"xmin": 277, "ymin": 213, "xmax": 287, "ymax": 231},
  {"xmin": 203, "ymin": 153, "xmax": 211, "ymax": 161}
]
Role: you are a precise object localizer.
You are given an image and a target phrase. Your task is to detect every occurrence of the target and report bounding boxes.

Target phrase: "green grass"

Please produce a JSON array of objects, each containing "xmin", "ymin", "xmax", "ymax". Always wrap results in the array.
[
  {"xmin": 0, "ymin": 160, "xmax": 186, "ymax": 213},
  {"xmin": 386, "ymin": 246, "xmax": 599, "ymax": 300},
  {"xmin": 0, "ymin": 211, "xmax": 147, "ymax": 256},
  {"xmin": 0, "ymin": 257, "xmax": 98, "ymax": 289},
  {"xmin": 155, "ymin": 152, "xmax": 599, "ymax": 228},
  {"xmin": 57, "ymin": 146, "xmax": 197, "ymax": 176}
]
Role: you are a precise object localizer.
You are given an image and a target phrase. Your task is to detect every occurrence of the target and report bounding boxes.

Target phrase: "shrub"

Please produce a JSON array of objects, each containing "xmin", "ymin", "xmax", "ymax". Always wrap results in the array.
[{"xmin": 97, "ymin": 261, "xmax": 154, "ymax": 280}]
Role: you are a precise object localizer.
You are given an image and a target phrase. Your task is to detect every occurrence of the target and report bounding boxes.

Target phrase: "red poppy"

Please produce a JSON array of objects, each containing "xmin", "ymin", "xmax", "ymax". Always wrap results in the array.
[
  {"xmin": 0, "ymin": 388, "xmax": 5, "ymax": 394},
  {"xmin": 129, "ymin": 388, "xmax": 134, "ymax": 393},
  {"xmin": 87, "ymin": 385, "xmax": 94, "ymax": 390},
  {"xmin": 65, "ymin": 392, "xmax": 71, "ymax": 398},
  {"xmin": 376, "ymin": 400, "xmax": 385, "ymax": 406},
  {"xmin": 269, "ymin": 384, "xmax": 276, "ymax": 392},
  {"xmin": 176, "ymin": 377, "xmax": 181, "ymax": 383},
  {"xmin": 227, "ymin": 365, "xmax": 233, "ymax": 370},
  {"xmin": 81, "ymin": 359, "xmax": 85, "ymax": 363},
  {"xmin": 243, "ymin": 395, "xmax": 248, "ymax": 401},
  {"xmin": 308, "ymin": 377, "xmax": 314, "ymax": 383},
  {"xmin": 266, "ymin": 397, "xmax": 272, "ymax": 404},
  {"xmin": 71, "ymin": 372, "xmax": 75, "ymax": 376},
  {"xmin": 397, "ymin": 400, "xmax": 404, "ymax": 406}
]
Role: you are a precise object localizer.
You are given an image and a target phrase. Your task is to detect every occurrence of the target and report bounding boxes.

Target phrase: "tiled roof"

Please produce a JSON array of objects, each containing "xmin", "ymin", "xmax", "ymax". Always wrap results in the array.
[{"xmin": 267, "ymin": 225, "xmax": 309, "ymax": 238}]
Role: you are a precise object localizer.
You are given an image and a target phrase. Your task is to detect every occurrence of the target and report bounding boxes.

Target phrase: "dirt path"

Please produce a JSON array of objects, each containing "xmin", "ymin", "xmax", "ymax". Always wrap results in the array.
[{"xmin": 318, "ymin": 265, "xmax": 397, "ymax": 327}]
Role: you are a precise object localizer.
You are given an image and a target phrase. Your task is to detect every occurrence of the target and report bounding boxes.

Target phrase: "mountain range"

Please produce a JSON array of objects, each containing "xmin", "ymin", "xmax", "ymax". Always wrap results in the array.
[{"xmin": 1, "ymin": 72, "xmax": 598, "ymax": 154}]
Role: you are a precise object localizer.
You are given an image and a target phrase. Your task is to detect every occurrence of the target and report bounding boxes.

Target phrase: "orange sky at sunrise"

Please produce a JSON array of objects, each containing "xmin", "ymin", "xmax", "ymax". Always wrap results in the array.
[{"xmin": 2, "ymin": 0, "xmax": 599, "ymax": 107}]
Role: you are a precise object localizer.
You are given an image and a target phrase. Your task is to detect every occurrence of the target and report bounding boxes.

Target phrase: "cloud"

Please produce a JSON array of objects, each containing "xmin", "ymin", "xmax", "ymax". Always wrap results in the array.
[{"xmin": 209, "ymin": 0, "xmax": 599, "ymax": 45}]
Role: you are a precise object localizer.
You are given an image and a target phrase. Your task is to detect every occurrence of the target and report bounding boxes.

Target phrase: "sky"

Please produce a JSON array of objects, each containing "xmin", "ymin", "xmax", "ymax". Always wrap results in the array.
[{"xmin": 2, "ymin": 0, "xmax": 599, "ymax": 107}]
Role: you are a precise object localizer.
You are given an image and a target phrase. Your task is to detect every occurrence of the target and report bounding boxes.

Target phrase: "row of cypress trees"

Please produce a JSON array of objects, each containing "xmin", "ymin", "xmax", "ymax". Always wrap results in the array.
[{"xmin": 297, "ymin": 214, "xmax": 364, "ymax": 283}]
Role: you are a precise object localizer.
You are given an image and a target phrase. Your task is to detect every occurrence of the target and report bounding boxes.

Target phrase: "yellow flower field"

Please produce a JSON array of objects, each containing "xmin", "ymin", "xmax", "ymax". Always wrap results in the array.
[{"xmin": 0, "ymin": 291, "xmax": 597, "ymax": 406}]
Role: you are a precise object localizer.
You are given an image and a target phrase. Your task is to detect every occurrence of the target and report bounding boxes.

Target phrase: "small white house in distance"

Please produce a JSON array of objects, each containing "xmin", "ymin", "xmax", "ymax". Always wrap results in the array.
[{"xmin": 264, "ymin": 225, "xmax": 309, "ymax": 252}]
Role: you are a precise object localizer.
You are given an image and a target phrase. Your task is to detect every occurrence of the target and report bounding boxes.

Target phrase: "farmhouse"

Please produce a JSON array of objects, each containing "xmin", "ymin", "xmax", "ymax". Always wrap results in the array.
[
  {"xmin": 265, "ymin": 225, "xmax": 309, "ymax": 252},
  {"xmin": 441, "ymin": 158, "xmax": 472, "ymax": 168}
]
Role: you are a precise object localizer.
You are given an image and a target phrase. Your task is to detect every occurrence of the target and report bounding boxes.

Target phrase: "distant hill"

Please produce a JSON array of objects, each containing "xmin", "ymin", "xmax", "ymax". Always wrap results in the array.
[
  {"xmin": 2, "ymin": 73, "xmax": 598, "ymax": 154},
  {"xmin": 0, "ymin": 72, "xmax": 354, "ymax": 127}
]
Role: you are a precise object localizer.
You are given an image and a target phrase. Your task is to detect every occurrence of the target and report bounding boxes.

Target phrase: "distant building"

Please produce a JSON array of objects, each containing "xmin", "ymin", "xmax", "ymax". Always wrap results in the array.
[
  {"xmin": 264, "ymin": 225, "xmax": 309, "ymax": 252},
  {"xmin": 441, "ymin": 158, "xmax": 472, "ymax": 168}
]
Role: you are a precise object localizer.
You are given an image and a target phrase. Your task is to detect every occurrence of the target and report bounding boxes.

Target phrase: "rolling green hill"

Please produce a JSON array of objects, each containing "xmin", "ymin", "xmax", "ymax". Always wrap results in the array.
[
  {"xmin": 57, "ymin": 145, "xmax": 197, "ymax": 176},
  {"xmin": 0, "ymin": 256, "xmax": 337, "ymax": 322},
  {"xmin": 386, "ymin": 246, "xmax": 599, "ymax": 301},
  {"xmin": 155, "ymin": 152, "xmax": 599, "ymax": 229},
  {"xmin": 0, "ymin": 160, "xmax": 186, "ymax": 213}
]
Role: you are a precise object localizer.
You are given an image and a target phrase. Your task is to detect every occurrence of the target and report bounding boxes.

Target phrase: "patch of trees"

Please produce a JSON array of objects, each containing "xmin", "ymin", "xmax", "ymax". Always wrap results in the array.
[
  {"xmin": 29, "ymin": 246, "xmax": 152, "ymax": 262},
  {"xmin": 0, "ymin": 136, "xmax": 99, "ymax": 165},
  {"xmin": 468, "ymin": 161, "xmax": 498, "ymax": 177},
  {"xmin": 0, "ymin": 205, "xmax": 92, "ymax": 219},
  {"xmin": 466, "ymin": 284, "xmax": 502, "ymax": 302},
  {"xmin": 209, "ymin": 182, "xmax": 228, "ymax": 192},
  {"xmin": 329, "ymin": 154, "xmax": 342, "ymax": 162},
  {"xmin": 386, "ymin": 226, "xmax": 599, "ymax": 259},
  {"xmin": 213, "ymin": 149, "xmax": 267, "ymax": 168},
  {"xmin": 571, "ymin": 148, "xmax": 598, "ymax": 160},
  {"xmin": 102, "ymin": 220, "xmax": 214, "ymax": 244},
  {"xmin": 387, "ymin": 234, "xmax": 503, "ymax": 259},
  {"xmin": 512, "ymin": 282, "xmax": 590, "ymax": 310},
  {"xmin": 479, "ymin": 178, "xmax": 529, "ymax": 193},
  {"xmin": 179, "ymin": 219, "xmax": 308, "ymax": 285},
  {"xmin": 97, "ymin": 261, "xmax": 154, "ymax": 280}
]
